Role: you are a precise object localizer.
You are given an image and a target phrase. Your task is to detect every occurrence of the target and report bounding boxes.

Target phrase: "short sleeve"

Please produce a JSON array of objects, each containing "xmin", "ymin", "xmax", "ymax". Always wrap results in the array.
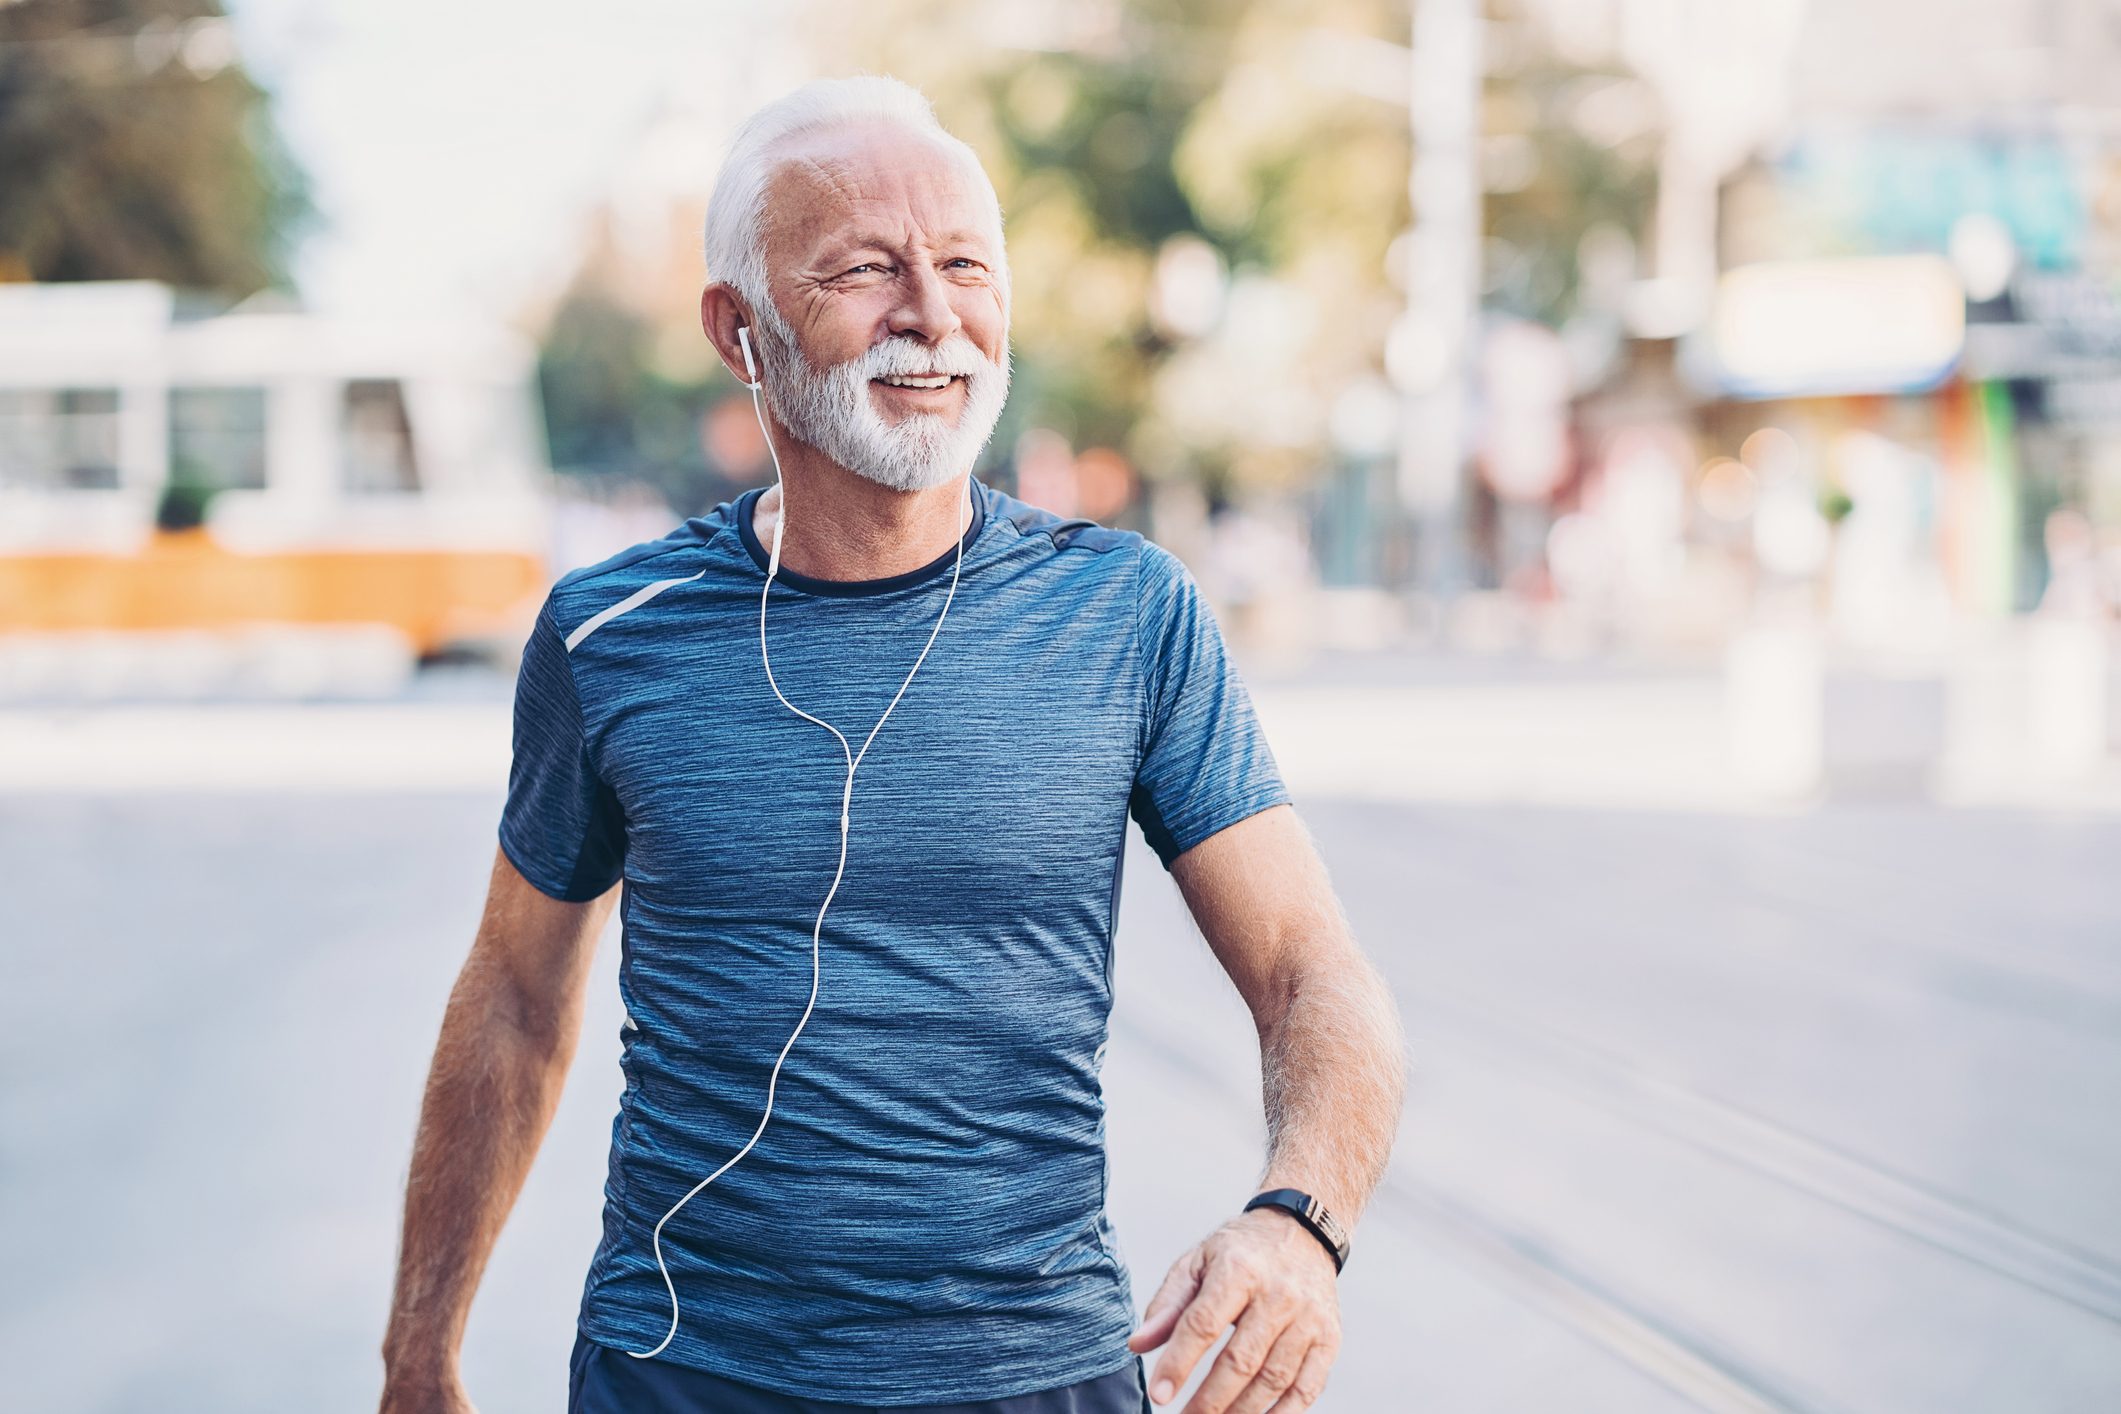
[
  {"xmin": 1129, "ymin": 541, "xmax": 1292, "ymax": 870},
  {"xmin": 497, "ymin": 598, "xmax": 627, "ymax": 901}
]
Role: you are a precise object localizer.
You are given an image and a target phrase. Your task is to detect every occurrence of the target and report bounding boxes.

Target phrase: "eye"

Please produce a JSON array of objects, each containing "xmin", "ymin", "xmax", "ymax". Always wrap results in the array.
[{"xmin": 947, "ymin": 258, "xmax": 980, "ymax": 270}]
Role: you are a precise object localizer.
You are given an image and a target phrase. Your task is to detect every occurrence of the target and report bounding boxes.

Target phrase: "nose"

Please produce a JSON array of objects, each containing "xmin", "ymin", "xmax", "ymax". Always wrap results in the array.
[{"xmin": 887, "ymin": 261, "xmax": 963, "ymax": 350}]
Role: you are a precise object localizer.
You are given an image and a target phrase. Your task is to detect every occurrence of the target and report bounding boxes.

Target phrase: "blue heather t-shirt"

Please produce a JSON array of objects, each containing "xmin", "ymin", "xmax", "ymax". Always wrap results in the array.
[{"xmin": 499, "ymin": 475, "xmax": 1291, "ymax": 1404}]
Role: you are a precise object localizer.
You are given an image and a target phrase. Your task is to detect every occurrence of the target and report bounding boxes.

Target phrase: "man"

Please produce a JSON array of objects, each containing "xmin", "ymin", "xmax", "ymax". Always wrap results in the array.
[{"xmin": 379, "ymin": 76, "xmax": 1405, "ymax": 1414}]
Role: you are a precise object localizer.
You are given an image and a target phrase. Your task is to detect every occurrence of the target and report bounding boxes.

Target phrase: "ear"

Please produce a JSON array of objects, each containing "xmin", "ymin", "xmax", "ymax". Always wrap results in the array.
[{"xmin": 700, "ymin": 283, "xmax": 759, "ymax": 387}]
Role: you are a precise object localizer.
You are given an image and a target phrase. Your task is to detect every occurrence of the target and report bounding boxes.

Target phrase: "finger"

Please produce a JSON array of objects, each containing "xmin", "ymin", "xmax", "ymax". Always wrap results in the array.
[
  {"xmin": 1128, "ymin": 1246, "xmax": 1207, "ymax": 1353},
  {"xmin": 1181, "ymin": 1305, "xmax": 1298, "ymax": 1414},
  {"xmin": 1222, "ymin": 1325, "xmax": 1313, "ymax": 1414},
  {"xmin": 1147, "ymin": 1259, "xmax": 1253, "ymax": 1406},
  {"xmin": 1261, "ymin": 1340, "xmax": 1336, "ymax": 1413}
]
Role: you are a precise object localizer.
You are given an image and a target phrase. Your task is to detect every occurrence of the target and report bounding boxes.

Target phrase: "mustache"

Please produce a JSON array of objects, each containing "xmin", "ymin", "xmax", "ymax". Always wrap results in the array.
[{"xmin": 848, "ymin": 335, "xmax": 1002, "ymax": 381}]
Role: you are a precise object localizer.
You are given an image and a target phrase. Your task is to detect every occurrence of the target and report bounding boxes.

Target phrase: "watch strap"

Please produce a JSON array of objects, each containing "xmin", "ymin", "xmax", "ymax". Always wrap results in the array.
[{"xmin": 1244, "ymin": 1187, "xmax": 1350, "ymax": 1273}]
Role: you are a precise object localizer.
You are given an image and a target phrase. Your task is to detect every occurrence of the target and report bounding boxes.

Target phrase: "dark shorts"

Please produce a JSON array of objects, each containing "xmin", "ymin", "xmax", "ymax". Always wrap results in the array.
[{"xmin": 567, "ymin": 1331, "xmax": 1154, "ymax": 1414}]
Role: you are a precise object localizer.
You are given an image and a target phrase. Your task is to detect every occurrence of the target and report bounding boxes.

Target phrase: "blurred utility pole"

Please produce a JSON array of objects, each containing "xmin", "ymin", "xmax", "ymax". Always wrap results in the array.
[
  {"xmin": 1621, "ymin": 0, "xmax": 1807, "ymax": 338},
  {"xmin": 1396, "ymin": 0, "xmax": 1481, "ymax": 600}
]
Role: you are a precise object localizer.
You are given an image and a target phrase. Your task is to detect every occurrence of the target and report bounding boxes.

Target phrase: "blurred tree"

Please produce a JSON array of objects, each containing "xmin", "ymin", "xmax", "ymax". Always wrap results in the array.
[
  {"xmin": 1480, "ymin": 0, "xmax": 1658, "ymax": 327},
  {"xmin": 536, "ymin": 210, "xmax": 735, "ymax": 515},
  {"xmin": 0, "ymin": 0, "xmax": 314, "ymax": 297},
  {"xmin": 531, "ymin": 0, "xmax": 1662, "ymax": 517},
  {"xmin": 538, "ymin": 281, "xmax": 655, "ymax": 480}
]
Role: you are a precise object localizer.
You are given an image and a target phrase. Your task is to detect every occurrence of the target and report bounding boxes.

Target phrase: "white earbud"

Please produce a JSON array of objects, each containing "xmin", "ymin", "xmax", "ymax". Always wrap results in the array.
[{"xmin": 738, "ymin": 324, "xmax": 760, "ymax": 387}]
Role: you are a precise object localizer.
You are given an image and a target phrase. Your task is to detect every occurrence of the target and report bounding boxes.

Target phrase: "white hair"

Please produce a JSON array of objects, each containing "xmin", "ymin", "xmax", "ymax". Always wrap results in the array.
[{"xmin": 702, "ymin": 75, "xmax": 1006, "ymax": 319}]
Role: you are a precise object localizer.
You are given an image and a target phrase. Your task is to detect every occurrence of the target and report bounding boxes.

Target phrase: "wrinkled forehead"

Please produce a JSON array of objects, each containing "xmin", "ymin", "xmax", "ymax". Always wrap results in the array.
[{"xmin": 759, "ymin": 124, "xmax": 1004, "ymax": 270}]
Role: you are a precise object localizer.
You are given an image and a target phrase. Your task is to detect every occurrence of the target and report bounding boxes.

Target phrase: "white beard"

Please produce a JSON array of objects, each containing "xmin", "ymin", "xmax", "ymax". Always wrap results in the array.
[{"xmin": 751, "ymin": 306, "xmax": 1011, "ymax": 493}]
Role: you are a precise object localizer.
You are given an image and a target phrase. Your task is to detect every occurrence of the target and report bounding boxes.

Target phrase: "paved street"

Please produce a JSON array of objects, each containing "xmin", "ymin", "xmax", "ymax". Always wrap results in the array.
[{"xmin": 2, "ymin": 670, "xmax": 2119, "ymax": 1412}]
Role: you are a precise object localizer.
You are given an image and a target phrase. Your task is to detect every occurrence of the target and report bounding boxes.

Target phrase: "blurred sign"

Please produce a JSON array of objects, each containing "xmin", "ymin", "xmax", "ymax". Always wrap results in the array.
[
  {"xmin": 1961, "ymin": 270, "xmax": 2121, "ymax": 405},
  {"xmin": 1776, "ymin": 132, "xmax": 2086, "ymax": 271},
  {"xmin": 2014, "ymin": 271, "xmax": 2121, "ymax": 358},
  {"xmin": 1703, "ymin": 255, "xmax": 1965, "ymax": 399},
  {"xmin": 2044, "ymin": 379, "xmax": 2121, "ymax": 427}
]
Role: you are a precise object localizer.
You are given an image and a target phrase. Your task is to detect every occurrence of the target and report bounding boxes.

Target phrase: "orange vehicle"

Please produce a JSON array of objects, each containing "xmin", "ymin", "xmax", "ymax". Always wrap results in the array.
[{"xmin": 0, "ymin": 281, "xmax": 556, "ymax": 693}]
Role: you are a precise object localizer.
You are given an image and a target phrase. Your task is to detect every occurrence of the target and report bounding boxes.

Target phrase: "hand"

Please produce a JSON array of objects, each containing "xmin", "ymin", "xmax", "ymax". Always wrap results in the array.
[{"xmin": 1126, "ymin": 1207, "xmax": 1342, "ymax": 1413}]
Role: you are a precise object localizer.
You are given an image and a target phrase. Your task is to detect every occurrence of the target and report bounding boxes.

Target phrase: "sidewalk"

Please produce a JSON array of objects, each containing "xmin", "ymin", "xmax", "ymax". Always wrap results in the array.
[{"xmin": 7, "ymin": 662, "xmax": 2117, "ymax": 814}]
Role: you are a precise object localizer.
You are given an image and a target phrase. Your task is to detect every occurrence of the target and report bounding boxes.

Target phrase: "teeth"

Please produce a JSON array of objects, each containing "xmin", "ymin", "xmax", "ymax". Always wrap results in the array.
[{"xmin": 879, "ymin": 375, "xmax": 953, "ymax": 389}]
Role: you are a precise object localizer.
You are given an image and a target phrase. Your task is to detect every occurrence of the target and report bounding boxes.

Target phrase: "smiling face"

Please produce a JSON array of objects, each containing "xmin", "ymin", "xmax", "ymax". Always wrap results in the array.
[{"xmin": 744, "ymin": 124, "xmax": 1013, "ymax": 491}]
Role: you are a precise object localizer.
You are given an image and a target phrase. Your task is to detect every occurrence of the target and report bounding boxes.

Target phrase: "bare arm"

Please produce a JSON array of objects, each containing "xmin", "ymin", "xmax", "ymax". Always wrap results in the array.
[
  {"xmin": 378, "ymin": 847, "xmax": 619, "ymax": 1413},
  {"xmin": 1180, "ymin": 804, "xmax": 1405, "ymax": 1226},
  {"xmin": 1128, "ymin": 803, "xmax": 1407, "ymax": 1413}
]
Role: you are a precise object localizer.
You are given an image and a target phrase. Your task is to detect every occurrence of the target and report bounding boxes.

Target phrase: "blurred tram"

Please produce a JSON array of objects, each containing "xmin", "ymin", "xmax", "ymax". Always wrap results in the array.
[{"xmin": 0, "ymin": 281, "xmax": 554, "ymax": 695}]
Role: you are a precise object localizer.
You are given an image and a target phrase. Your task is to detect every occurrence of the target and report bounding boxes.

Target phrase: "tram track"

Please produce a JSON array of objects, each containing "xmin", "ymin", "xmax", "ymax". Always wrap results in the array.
[
  {"xmin": 1110, "ymin": 1006, "xmax": 1838, "ymax": 1412},
  {"xmin": 1409, "ymin": 986, "xmax": 2121, "ymax": 1327},
  {"xmin": 1112, "ymin": 966, "xmax": 2121, "ymax": 1411}
]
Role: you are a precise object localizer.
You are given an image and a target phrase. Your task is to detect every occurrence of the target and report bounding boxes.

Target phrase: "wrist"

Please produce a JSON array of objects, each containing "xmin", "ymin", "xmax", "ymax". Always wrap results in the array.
[
  {"xmin": 380, "ymin": 1340, "xmax": 459, "ymax": 1390},
  {"xmin": 1256, "ymin": 1171, "xmax": 1358, "ymax": 1227},
  {"xmin": 1243, "ymin": 1187, "xmax": 1351, "ymax": 1273}
]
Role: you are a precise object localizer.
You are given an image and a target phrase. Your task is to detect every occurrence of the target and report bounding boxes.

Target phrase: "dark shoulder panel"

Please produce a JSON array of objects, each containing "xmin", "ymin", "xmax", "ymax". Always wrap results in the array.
[{"xmin": 988, "ymin": 485, "xmax": 1135, "ymax": 555}]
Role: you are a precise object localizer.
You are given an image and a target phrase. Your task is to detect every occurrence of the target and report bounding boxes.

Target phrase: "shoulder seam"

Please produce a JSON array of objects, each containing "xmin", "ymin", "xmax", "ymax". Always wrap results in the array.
[
  {"xmin": 540, "ymin": 598, "xmax": 605, "ymax": 899},
  {"xmin": 557, "ymin": 519, "xmax": 726, "ymax": 592},
  {"xmin": 990, "ymin": 503, "xmax": 1030, "ymax": 548},
  {"xmin": 986, "ymin": 491, "xmax": 1132, "ymax": 555},
  {"xmin": 537, "ymin": 595, "xmax": 592, "ymax": 755}
]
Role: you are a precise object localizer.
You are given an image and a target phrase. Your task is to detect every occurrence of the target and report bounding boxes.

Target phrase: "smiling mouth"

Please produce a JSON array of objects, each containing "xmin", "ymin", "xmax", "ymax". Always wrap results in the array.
[{"xmin": 872, "ymin": 374, "xmax": 965, "ymax": 392}]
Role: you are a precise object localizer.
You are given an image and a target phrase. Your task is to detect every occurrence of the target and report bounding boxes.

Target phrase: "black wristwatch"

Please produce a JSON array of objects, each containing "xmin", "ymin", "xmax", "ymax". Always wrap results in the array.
[{"xmin": 1244, "ymin": 1188, "xmax": 1350, "ymax": 1274}]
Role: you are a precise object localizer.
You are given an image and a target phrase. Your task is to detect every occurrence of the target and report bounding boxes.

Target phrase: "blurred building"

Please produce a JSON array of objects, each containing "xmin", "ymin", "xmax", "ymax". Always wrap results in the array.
[
  {"xmin": 1498, "ymin": 0, "xmax": 2121, "ymax": 648},
  {"xmin": 1706, "ymin": 0, "xmax": 2121, "ymax": 620}
]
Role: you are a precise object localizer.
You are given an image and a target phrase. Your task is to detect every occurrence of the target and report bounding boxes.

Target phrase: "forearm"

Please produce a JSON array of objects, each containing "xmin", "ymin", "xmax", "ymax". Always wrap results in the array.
[
  {"xmin": 381, "ymin": 951, "xmax": 582, "ymax": 1385},
  {"xmin": 1253, "ymin": 951, "xmax": 1406, "ymax": 1228}
]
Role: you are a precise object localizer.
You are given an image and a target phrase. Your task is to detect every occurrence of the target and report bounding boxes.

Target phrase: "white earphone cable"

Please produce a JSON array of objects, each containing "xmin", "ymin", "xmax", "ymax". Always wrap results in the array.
[{"xmin": 627, "ymin": 339, "xmax": 971, "ymax": 1360}]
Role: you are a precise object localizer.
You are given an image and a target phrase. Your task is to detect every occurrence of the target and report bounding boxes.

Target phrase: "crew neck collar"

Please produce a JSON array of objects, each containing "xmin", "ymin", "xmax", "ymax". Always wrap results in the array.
[{"xmin": 735, "ymin": 477, "xmax": 989, "ymax": 598}]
